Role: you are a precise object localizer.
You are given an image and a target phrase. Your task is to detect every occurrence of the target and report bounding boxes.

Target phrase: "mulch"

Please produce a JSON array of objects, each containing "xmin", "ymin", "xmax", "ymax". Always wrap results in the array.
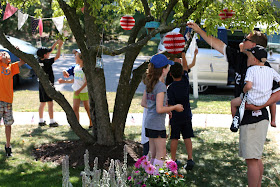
[{"xmin": 33, "ymin": 139, "xmax": 143, "ymax": 169}]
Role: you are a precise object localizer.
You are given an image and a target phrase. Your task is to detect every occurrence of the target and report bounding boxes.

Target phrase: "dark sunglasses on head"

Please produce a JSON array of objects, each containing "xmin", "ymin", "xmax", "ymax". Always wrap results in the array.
[{"xmin": 243, "ymin": 37, "xmax": 253, "ymax": 42}]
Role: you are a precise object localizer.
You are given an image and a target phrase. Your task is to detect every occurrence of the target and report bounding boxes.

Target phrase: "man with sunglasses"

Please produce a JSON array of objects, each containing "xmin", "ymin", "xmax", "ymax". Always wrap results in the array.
[{"xmin": 187, "ymin": 22, "xmax": 279, "ymax": 187}]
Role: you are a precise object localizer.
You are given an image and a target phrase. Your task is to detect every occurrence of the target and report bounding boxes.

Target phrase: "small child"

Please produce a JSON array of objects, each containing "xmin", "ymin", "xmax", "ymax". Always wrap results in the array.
[
  {"xmin": 167, "ymin": 49, "xmax": 198, "ymax": 171},
  {"xmin": 141, "ymin": 53, "xmax": 184, "ymax": 175},
  {"xmin": 37, "ymin": 39, "xmax": 63, "ymax": 127},
  {"xmin": 0, "ymin": 51, "xmax": 25, "ymax": 157},
  {"xmin": 58, "ymin": 50, "xmax": 92, "ymax": 128},
  {"xmin": 231, "ymin": 45, "xmax": 280, "ymax": 127}
]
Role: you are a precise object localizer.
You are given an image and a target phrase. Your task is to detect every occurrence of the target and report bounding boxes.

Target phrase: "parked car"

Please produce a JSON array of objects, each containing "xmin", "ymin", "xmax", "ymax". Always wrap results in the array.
[
  {"xmin": 158, "ymin": 28, "xmax": 280, "ymax": 93},
  {"xmin": 0, "ymin": 36, "xmax": 37, "ymax": 86}
]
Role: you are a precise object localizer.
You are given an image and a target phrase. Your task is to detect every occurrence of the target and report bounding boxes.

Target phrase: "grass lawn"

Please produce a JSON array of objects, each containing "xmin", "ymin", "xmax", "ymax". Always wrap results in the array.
[
  {"xmin": 13, "ymin": 90, "xmax": 234, "ymax": 114},
  {"xmin": 0, "ymin": 125, "xmax": 279, "ymax": 186}
]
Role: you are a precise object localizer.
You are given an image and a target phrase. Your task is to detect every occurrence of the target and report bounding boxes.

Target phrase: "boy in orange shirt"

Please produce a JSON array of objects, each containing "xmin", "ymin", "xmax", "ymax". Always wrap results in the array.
[{"xmin": 0, "ymin": 51, "xmax": 25, "ymax": 157}]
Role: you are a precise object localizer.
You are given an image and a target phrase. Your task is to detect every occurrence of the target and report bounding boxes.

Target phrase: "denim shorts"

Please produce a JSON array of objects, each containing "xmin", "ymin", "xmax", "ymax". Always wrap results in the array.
[{"xmin": 0, "ymin": 101, "xmax": 14, "ymax": 126}]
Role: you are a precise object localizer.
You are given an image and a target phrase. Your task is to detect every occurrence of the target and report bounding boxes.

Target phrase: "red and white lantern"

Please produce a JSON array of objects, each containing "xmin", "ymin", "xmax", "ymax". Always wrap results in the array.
[
  {"xmin": 219, "ymin": 8, "xmax": 235, "ymax": 20},
  {"xmin": 163, "ymin": 32, "xmax": 185, "ymax": 54},
  {"xmin": 120, "ymin": 15, "xmax": 135, "ymax": 30}
]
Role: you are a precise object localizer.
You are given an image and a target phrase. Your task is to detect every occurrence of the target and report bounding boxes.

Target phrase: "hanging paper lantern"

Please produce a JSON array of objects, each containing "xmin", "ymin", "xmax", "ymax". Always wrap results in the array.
[
  {"xmin": 219, "ymin": 8, "xmax": 235, "ymax": 20},
  {"xmin": 120, "ymin": 15, "xmax": 135, "ymax": 30},
  {"xmin": 163, "ymin": 32, "xmax": 185, "ymax": 54}
]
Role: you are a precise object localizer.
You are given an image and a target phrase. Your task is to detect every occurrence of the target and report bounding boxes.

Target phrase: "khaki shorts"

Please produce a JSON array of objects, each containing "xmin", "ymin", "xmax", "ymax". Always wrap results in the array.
[
  {"xmin": 239, "ymin": 120, "xmax": 269, "ymax": 159},
  {"xmin": 0, "ymin": 101, "xmax": 14, "ymax": 126}
]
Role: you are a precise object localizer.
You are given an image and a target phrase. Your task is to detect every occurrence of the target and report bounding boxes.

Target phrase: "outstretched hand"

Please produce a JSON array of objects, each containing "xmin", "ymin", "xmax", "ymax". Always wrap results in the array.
[{"xmin": 186, "ymin": 22, "xmax": 200, "ymax": 32}]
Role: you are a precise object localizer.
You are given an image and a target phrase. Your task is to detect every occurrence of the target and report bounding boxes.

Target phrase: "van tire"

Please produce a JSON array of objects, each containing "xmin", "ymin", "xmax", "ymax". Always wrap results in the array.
[{"xmin": 189, "ymin": 85, "xmax": 209, "ymax": 93}]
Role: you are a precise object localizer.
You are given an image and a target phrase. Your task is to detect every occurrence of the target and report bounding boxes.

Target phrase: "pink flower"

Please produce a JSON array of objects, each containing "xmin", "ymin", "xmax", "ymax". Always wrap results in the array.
[
  {"xmin": 142, "ymin": 185, "xmax": 146, "ymax": 187},
  {"xmin": 145, "ymin": 165, "xmax": 155, "ymax": 175},
  {"xmin": 166, "ymin": 160, "xmax": 173, "ymax": 167},
  {"xmin": 135, "ymin": 160, "xmax": 142, "ymax": 168},
  {"xmin": 127, "ymin": 176, "xmax": 131, "ymax": 180},
  {"xmin": 135, "ymin": 170, "xmax": 140, "ymax": 174},
  {"xmin": 139, "ymin": 155, "xmax": 147, "ymax": 161},
  {"xmin": 141, "ymin": 160, "xmax": 150, "ymax": 169},
  {"xmin": 168, "ymin": 161, "xmax": 178, "ymax": 173}
]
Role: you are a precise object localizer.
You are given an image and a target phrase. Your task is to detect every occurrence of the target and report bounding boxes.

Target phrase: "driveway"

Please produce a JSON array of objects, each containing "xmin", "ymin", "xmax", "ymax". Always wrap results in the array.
[{"xmin": 14, "ymin": 54, "xmax": 149, "ymax": 93}]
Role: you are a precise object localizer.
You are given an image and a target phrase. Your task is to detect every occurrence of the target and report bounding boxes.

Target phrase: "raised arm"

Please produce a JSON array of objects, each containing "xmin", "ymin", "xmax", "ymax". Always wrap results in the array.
[
  {"xmin": 186, "ymin": 48, "xmax": 198, "ymax": 70},
  {"xmin": 18, "ymin": 58, "xmax": 25, "ymax": 67},
  {"xmin": 187, "ymin": 22, "xmax": 226, "ymax": 55},
  {"xmin": 54, "ymin": 40, "xmax": 63, "ymax": 61}
]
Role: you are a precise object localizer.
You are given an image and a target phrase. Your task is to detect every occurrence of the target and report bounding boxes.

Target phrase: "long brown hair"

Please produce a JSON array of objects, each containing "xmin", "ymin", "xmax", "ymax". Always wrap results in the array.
[{"xmin": 144, "ymin": 63, "xmax": 167, "ymax": 93}]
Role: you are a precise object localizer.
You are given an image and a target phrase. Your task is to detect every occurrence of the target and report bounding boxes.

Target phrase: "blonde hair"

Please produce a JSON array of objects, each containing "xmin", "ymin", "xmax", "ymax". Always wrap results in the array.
[{"xmin": 144, "ymin": 63, "xmax": 167, "ymax": 93}]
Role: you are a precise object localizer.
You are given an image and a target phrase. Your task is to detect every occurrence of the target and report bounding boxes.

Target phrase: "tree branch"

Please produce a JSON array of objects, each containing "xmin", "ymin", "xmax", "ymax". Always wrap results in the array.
[
  {"xmin": 140, "ymin": 0, "xmax": 151, "ymax": 16},
  {"xmin": 161, "ymin": 0, "xmax": 179, "ymax": 23}
]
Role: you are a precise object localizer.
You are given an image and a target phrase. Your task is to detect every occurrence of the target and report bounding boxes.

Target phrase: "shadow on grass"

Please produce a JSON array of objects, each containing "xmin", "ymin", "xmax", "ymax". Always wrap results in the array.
[{"xmin": 165, "ymin": 127, "xmax": 279, "ymax": 186}]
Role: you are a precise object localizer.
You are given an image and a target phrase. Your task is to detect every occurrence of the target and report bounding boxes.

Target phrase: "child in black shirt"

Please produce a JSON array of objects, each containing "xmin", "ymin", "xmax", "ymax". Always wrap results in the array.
[
  {"xmin": 37, "ymin": 39, "xmax": 63, "ymax": 127},
  {"xmin": 167, "ymin": 49, "xmax": 198, "ymax": 170}
]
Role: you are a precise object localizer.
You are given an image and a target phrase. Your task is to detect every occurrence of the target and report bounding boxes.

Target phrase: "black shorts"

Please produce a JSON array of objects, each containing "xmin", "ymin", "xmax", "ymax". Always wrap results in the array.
[
  {"xmin": 145, "ymin": 128, "xmax": 166, "ymax": 138},
  {"xmin": 39, "ymin": 83, "xmax": 53, "ymax": 102},
  {"xmin": 170, "ymin": 119, "xmax": 194, "ymax": 139}
]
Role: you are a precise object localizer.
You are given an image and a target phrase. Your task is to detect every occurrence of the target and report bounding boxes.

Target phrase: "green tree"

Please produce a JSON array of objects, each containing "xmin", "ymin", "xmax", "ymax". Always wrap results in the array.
[{"xmin": 0, "ymin": 0, "xmax": 279, "ymax": 146}]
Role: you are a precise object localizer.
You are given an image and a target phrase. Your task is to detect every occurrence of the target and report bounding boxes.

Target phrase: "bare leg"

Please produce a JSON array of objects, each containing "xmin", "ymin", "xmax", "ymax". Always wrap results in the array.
[
  {"xmin": 257, "ymin": 159, "xmax": 264, "ymax": 187},
  {"xmin": 246, "ymin": 159, "xmax": 262, "ymax": 187},
  {"xmin": 5, "ymin": 125, "xmax": 11, "ymax": 147},
  {"xmin": 39, "ymin": 102, "xmax": 46, "ymax": 119},
  {"xmin": 184, "ymin": 138, "xmax": 193, "ymax": 160},
  {"xmin": 73, "ymin": 99, "xmax": 80, "ymax": 121},
  {"xmin": 149, "ymin": 138, "xmax": 156, "ymax": 159},
  {"xmin": 47, "ymin": 101, "xmax": 54, "ymax": 120},
  {"xmin": 170, "ymin": 139, "xmax": 178, "ymax": 161},
  {"xmin": 83, "ymin": 100, "xmax": 92, "ymax": 127},
  {"xmin": 154, "ymin": 137, "xmax": 167, "ymax": 160},
  {"xmin": 231, "ymin": 97, "xmax": 242, "ymax": 118},
  {"xmin": 269, "ymin": 103, "xmax": 276, "ymax": 127}
]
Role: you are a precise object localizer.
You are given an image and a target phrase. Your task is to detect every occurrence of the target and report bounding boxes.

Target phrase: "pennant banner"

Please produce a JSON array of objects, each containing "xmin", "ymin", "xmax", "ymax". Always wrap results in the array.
[
  {"xmin": 52, "ymin": 16, "xmax": 64, "ymax": 34},
  {"xmin": 31, "ymin": 18, "xmax": 39, "ymax": 35},
  {"xmin": 18, "ymin": 11, "xmax": 29, "ymax": 30},
  {"xmin": 38, "ymin": 19, "xmax": 43, "ymax": 37},
  {"xmin": 3, "ymin": 3, "xmax": 18, "ymax": 20}
]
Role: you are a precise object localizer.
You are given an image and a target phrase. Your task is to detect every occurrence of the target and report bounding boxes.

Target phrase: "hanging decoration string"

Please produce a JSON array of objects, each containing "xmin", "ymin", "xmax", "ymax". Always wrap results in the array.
[{"xmin": 96, "ymin": 28, "xmax": 104, "ymax": 69}]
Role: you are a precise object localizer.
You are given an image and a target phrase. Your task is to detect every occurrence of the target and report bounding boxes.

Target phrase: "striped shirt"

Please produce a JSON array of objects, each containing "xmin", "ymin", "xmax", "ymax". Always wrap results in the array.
[{"xmin": 245, "ymin": 65, "xmax": 280, "ymax": 106}]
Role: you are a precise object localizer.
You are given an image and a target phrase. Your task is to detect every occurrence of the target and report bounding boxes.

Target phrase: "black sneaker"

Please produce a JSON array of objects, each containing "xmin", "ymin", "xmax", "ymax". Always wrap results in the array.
[
  {"xmin": 5, "ymin": 146, "xmax": 12, "ymax": 157},
  {"xmin": 38, "ymin": 121, "xmax": 46, "ymax": 126},
  {"xmin": 49, "ymin": 122, "xmax": 59, "ymax": 127},
  {"xmin": 184, "ymin": 159, "xmax": 195, "ymax": 171},
  {"xmin": 175, "ymin": 159, "xmax": 182, "ymax": 167}
]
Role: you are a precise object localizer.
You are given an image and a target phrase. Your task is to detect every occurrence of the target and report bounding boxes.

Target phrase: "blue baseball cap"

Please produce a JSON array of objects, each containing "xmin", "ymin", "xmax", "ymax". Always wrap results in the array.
[{"xmin": 150, "ymin": 54, "xmax": 174, "ymax": 68}]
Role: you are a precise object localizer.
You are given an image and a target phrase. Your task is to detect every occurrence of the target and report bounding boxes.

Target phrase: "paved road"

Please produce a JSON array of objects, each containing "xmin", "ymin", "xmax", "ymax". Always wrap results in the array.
[{"xmin": 14, "ymin": 54, "xmax": 148, "ymax": 93}]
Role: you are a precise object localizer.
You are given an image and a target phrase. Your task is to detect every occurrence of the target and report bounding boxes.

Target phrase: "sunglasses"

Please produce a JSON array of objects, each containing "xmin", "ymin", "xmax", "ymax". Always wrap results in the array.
[{"xmin": 243, "ymin": 37, "xmax": 253, "ymax": 43}]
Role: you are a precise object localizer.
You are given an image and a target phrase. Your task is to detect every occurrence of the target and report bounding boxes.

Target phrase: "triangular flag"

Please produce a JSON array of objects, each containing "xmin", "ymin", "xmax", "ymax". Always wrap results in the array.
[
  {"xmin": 52, "ymin": 16, "xmax": 64, "ymax": 34},
  {"xmin": 38, "ymin": 19, "xmax": 43, "ymax": 37},
  {"xmin": 18, "ymin": 11, "xmax": 29, "ymax": 30},
  {"xmin": 31, "ymin": 18, "xmax": 39, "ymax": 35},
  {"xmin": 3, "ymin": 3, "xmax": 18, "ymax": 20}
]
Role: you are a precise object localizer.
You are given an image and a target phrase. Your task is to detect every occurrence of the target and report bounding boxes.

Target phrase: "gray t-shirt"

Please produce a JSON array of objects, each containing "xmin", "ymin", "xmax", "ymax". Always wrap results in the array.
[{"xmin": 145, "ymin": 81, "xmax": 167, "ymax": 130}]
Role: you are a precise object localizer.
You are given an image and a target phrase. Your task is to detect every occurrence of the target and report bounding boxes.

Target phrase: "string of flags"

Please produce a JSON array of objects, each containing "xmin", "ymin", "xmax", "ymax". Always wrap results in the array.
[{"xmin": 1, "ymin": 3, "xmax": 65, "ymax": 36}]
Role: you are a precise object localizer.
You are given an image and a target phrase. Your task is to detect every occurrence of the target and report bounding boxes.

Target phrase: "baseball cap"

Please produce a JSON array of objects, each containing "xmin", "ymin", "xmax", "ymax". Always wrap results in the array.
[
  {"xmin": 246, "ymin": 45, "xmax": 267, "ymax": 62},
  {"xmin": 37, "ymin": 47, "xmax": 52, "ymax": 58},
  {"xmin": 72, "ymin": 49, "xmax": 81, "ymax": 54},
  {"xmin": 150, "ymin": 54, "xmax": 174, "ymax": 68}
]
